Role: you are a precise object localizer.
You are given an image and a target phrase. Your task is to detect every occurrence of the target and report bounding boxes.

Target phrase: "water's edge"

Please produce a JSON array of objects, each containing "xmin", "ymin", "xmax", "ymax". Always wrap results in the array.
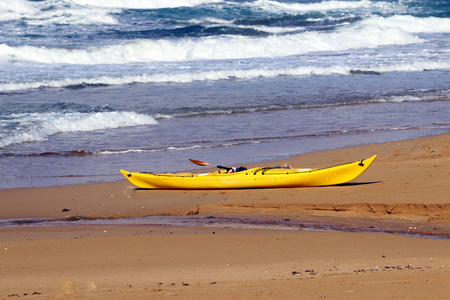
[{"xmin": 1, "ymin": 215, "xmax": 448, "ymax": 240}]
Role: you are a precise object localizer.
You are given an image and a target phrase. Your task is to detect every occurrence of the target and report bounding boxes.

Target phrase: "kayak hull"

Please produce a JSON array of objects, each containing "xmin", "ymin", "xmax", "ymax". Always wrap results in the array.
[{"xmin": 121, "ymin": 155, "xmax": 377, "ymax": 190}]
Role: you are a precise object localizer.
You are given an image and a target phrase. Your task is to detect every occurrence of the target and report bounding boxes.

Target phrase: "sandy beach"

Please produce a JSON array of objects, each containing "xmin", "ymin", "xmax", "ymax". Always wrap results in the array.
[{"xmin": 1, "ymin": 133, "xmax": 449, "ymax": 299}]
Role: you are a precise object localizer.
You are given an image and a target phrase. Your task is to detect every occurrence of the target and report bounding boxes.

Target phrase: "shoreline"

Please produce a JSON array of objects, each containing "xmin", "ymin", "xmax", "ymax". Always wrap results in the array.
[
  {"xmin": 1, "ymin": 133, "xmax": 448, "ymax": 220},
  {"xmin": 1, "ymin": 131, "xmax": 446, "ymax": 191},
  {"xmin": 1, "ymin": 132, "xmax": 449, "ymax": 299}
]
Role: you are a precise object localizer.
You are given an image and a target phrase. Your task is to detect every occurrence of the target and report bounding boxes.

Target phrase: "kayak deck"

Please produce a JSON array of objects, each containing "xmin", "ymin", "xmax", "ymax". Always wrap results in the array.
[{"xmin": 121, "ymin": 155, "xmax": 377, "ymax": 189}]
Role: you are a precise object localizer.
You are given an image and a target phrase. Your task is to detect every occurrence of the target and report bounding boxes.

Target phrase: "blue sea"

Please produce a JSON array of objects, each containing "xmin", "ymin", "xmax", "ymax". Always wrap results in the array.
[{"xmin": 0, "ymin": 0, "xmax": 449, "ymax": 189}]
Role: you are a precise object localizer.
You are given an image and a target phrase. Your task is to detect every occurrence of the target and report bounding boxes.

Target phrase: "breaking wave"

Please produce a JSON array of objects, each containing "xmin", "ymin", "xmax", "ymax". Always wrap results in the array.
[
  {"xmin": 1, "ymin": 60, "xmax": 449, "ymax": 92},
  {"xmin": 2, "ymin": 14, "xmax": 438, "ymax": 65},
  {"xmin": 0, "ymin": 0, "xmax": 119, "ymax": 25},
  {"xmin": 246, "ymin": 0, "xmax": 392, "ymax": 13},
  {"xmin": 0, "ymin": 111, "xmax": 157, "ymax": 148},
  {"xmin": 72, "ymin": 0, "xmax": 224, "ymax": 9}
]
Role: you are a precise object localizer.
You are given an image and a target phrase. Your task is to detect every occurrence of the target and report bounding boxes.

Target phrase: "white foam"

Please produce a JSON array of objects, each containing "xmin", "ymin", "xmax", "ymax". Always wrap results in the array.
[
  {"xmin": 251, "ymin": 0, "xmax": 376, "ymax": 13},
  {"xmin": 188, "ymin": 17, "xmax": 306, "ymax": 34},
  {"xmin": 0, "ymin": 0, "xmax": 40, "ymax": 22},
  {"xmin": 98, "ymin": 149, "xmax": 149, "ymax": 155},
  {"xmin": 2, "ymin": 60, "xmax": 449, "ymax": 92},
  {"xmin": 0, "ymin": 15, "xmax": 425, "ymax": 65},
  {"xmin": 0, "ymin": 111, "xmax": 158, "ymax": 148},
  {"xmin": 246, "ymin": 0, "xmax": 400, "ymax": 14},
  {"xmin": 378, "ymin": 61, "xmax": 450, "ymax": 72},
  {"xmin": 0, "ymin": 0, "xmax": 118, "ymax": 25},
  {"xmin": 378, "ymin": 92, "xmax": 450, "ymax": 104},
  {"xmin": 98, "ymin": 145, "xmax": 211, "ymax": 155},
  {"xmin": 26, "ymin": 6, "xmax": 119, "ymax": 26},
  {"xmin": 359, "ymin": 15, "xmax": 450, "ymax": 33},
  {"xmin": 379, "ymin": 95, "xmax": 423, "ymax": 103},
  {"xmin": 72, "ymin": 0, "xmax": 224, "ymax": 9}
]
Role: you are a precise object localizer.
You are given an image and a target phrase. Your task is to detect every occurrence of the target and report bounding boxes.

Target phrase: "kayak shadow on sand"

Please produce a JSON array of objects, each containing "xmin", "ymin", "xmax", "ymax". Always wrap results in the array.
[
  {"xmin": 337, "ymin": 181, "xmax": 382, "ymax": 186},
  {"xmin": 132, "ymin": 181, "xmax": 382, "ymax": 190}
]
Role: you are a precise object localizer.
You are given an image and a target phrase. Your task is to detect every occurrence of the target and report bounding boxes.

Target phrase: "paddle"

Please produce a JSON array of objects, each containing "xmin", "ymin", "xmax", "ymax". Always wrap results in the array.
[{"xmin": 189, "ymin": 159, "xmax": 230, "ymax": 171}]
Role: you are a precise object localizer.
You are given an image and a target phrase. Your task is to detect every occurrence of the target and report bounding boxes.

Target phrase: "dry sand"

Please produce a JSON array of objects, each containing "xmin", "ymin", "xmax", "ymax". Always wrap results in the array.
[{"xmin": 1, "ymin": 133, "xmax": 449, "ymax": 299}]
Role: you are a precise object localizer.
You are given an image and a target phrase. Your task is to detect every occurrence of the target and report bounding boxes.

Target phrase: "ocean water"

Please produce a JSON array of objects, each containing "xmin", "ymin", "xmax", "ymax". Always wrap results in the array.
[{"xmin": 0, "ymin": 0, "xmax": 449, "ymax": 189}]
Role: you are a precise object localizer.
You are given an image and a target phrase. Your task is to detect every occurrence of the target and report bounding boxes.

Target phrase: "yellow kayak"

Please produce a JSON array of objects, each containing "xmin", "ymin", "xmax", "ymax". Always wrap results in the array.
[{"xmin": 120, "ymin": 155, "xmax": 377, "ymax": 189}]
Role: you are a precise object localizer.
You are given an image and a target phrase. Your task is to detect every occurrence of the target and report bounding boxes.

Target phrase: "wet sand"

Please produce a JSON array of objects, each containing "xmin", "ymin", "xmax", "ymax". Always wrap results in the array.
[{"xmin": 1, "ymin": 133, "xmax": 449, "ymax": 299}]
